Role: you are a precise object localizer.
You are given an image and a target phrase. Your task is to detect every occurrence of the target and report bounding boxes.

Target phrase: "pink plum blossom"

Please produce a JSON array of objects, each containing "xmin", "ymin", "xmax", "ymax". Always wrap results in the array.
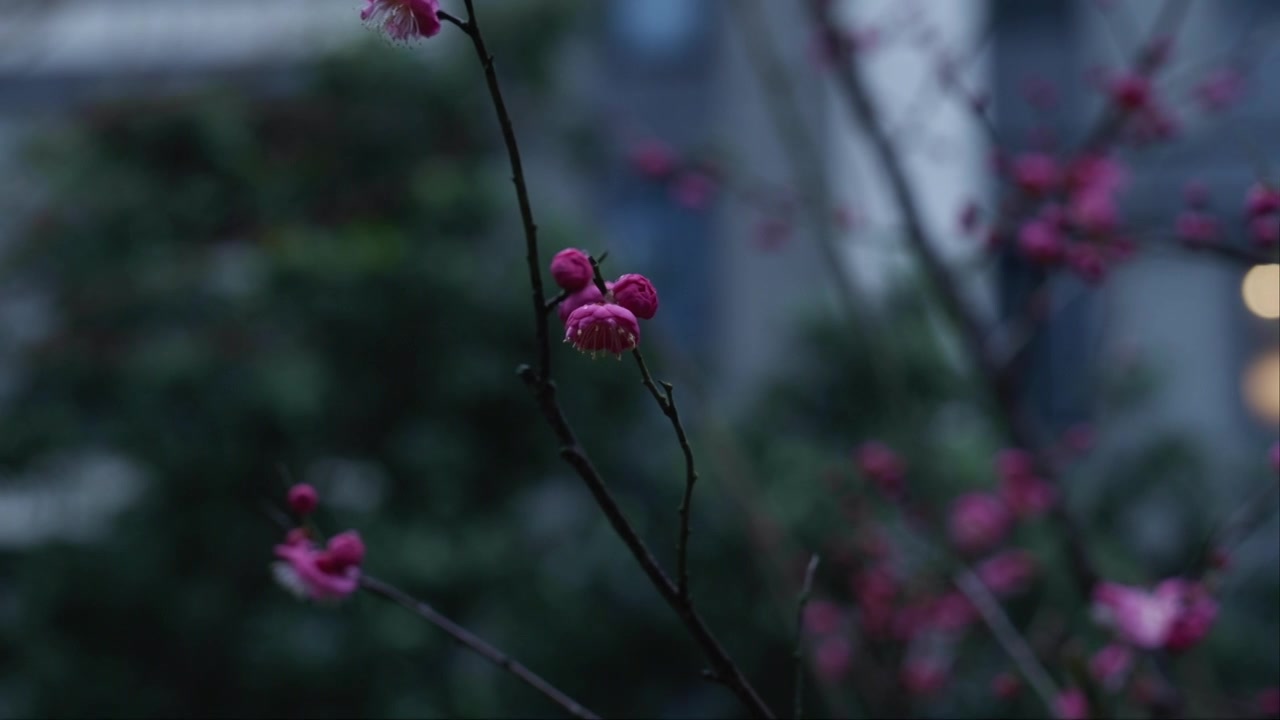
[
  {"xmin": 671, "ymin": 171, "xmax": 716, "ymax": 209},
  {"xmin": 1090, "ymin": 643, "xmax": 1134, "ymax": 689},
  {"xmin": 550, "ymin": 248, "xmax": 594, "ymax": 292},
  {"xmin": 1055, "ymin": 688, "xmax": 1091, "ymax": 720},
  {"xmin": 1246, "ymin": 183, "xmax": 1280, "ymax": 216},
  {"xmin": 564, "ymin": 302, "xmax": 640, "ymax": 357},
  {"xmin": 287, "ymin": 483, "xmax": 319, "ymax": 516},
  {"xmin": 1092, "ymin": 578, "xmax": 1217, "ymax": 651},
  {"xmin": 1176, "ymin": 211, "xmax": 1220, "ymax": 247},
  {"xmin": 855, "ymin": 441, "xmax": 906, "ymax": 497},
  {"xmin": 1012, "ymin": 153, "xmax": 1060, "ymax": 195},
  {"xmin": 627, "ymin": 139, "xmax": 676, "ymax": 179},
  {"xmin": 1018, "ymin": 219, "xmax": 1065, "ymax": 265},
  {"xmin": 1107, "ymin": 73, "xmax": 1152, "ymax": 112},
  {"xmin": 1194, "ymin": 67, "xmax": 1245, "ymax": 112},
  {"xmin": 360, "ymin": 0, "xmax": 441, "ymax": 41},
  {"xmin": 948, "ymin": 492, "xmax": 1012, "ymax": 553},
  {"xmin": 803, "ymin": 600, "xmax": 844, "ymax": 636},
  {"xmin": 273, "ymin": 531, "xmax": 365, "ymax": 602},
  {"xmin": 813, "ymin": 636, "xmax": 852, "ymax": 683},
  {"xmin": 901, "ymin": 657, "xmax": 948, "ymax": 696},
  {"xmin": 610, "ymin": 273, "xmax": 659, "ymax": 320},
  {"xmin": 557, "ymin": 284, "xmax": 604, "ymax": 323},
  {"xmin": 977, "ymin": 550, "xmax": 1038, "ymax": 596}
]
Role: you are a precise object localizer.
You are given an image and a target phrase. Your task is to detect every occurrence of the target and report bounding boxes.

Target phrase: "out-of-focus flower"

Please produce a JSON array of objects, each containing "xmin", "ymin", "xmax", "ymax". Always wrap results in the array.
[
  {"xmin": 628, "ymin": 139, "xmax": 676, "ymax": 179},
  {"xmin": 610, "ymin": 273, "xmax": 659, "ymax": 320},
  {"xmin": 977, "ymin": 550, "xmax": 1037, "ymax": 596},
  {"xmin": 360, "ymin": 0, "xmax": 441, "ymax": 41},
  {"xmin": 1055, "ymin": 688, "xmax": 1091, "ymax": 720},
  {"xmin": 901, "ymin": 657, "xmax": 948, "ymax": 696},
  {"xmin": 1018, "ymin": 219, "xmax": 1065, "ymax": 265},
  {"xmin": 1176, "ymin": 211, "xmax": 1221, "ymax": 247},
  {"xmin": 1193, "ymin": 67, "xmax": 1245, "ymax": 112},
  {"xmin": 557, "ymin": 284, "xmax": 604, "ymax": 324},
  {"xmin": 1246, "ymin": 183, "xmax": 1280, "ymax": 217},
  {"xmin": 671, "ymin": 171, "xmax": 717, "ymax": 210},
  {"xmin": 1257, "ymin": 687, "xmax": 1280, "ymax": 718},
  {"xmin": 1270, "ymin": 442, "xmax": 1280, "ymax": 473},
  {"xmin": 803, "ymin": 600, "xmax": 845, "ymax": 636},
  {"xmin": 1013, "ymin": 153, "xmax": 1060, "ymax": 195},
  {"xmin": 1001, "ymin": 470, "xmax": 1057, "ymax": 519},
  {"xmin": 930, "ymin": 591, "xmax": 976, "ymax": 632},
  {"xmin": 813, "ymin": 636, "xmax": 852, "ymax": 683},
  {"xmin": 550, "ymin": 248, "xmax": 594, "ymax": 292},
  {"xmin": 1250, "ymin": 215, "xmax": 1279, "ymax": 247},
  {"xmin": 1092, "ymin": 578, "xmax": 1217, "ymax": 651},
  {"xmin": 1067, "ymin": 244, "xmax": 1108, "ymax": 285},
  {"xmin": 273, "ymin": 531, "xmax": 365, "ymax": 602},
  {"xmin": 855, "ymin": 441, "xmax": 906, "ymax": 497},
  {"xmin": 288, "ymin": 483, "xmax": 319, "ymax": 516},
  {"xmin": 948, "ymin": 493, "xmax": 1011, "ymax": 553},
  {"xmin": 1090, "ymin": 643, "xmax": 1134, "ymax": 689},
  {"xmin": 564, "ymin": 303, "xmax": 640, "ymax": 357},
  {"xmin": 1107, "ymin": 72, "xmax": 1152, "ymax": 112}
]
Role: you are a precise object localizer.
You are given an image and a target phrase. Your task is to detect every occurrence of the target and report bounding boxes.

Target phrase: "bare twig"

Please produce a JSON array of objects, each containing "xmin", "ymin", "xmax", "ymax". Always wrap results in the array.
[
  {"xmin": 953, "ymin": 569, "xmax": 1060, "ymax": 712},
  {"xmin": 793, "ymin": 555, "xmax": 821, "ymax": 720},
  {"xmin": 452, "ymin": 4, "xmax": 774, "ymax": 717},
  {"xmin": 361, "ymin": 575, "xmax": 600, "ymax": 720}
]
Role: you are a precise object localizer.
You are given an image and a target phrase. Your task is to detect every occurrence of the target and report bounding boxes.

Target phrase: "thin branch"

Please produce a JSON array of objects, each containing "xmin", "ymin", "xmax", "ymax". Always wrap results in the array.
[
  {"xmin": 360, "ymin": 575, "xmax": 600, "ymax": 720},
  {"xmin": 793, "ymin": 554, "xmax": 821, "ymax": 720},
  {"xmin": 454, "ymin": 4, "xmax": 774, "ymax": 716},
  {"xmin": 953, "ymin": 569, "xmax": 1060, "ymax": 713},
  {"xmin": 458, "ymin": 0, "xmax": 550, "ymax": 384},
  {"xmin": 543, "ymin": 289, "xmax": 570, "ymax": 314},
  {"xmin": 630, "ymin": 349, "xmax": 699, "ymax": 598}
]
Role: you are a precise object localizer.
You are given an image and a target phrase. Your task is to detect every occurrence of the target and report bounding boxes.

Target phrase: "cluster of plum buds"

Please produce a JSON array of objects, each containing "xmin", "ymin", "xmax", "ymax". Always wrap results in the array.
[
  {"xmin": 1246, "ymin": 182, "xmax": 1280, "ymax": 248},
  {"xmin": 1006, "ymin": 152, "xmax": 1135, "ymax": 284},
  {"xmin": 551, "ymin": 248, "xmax": 659, "ymax": 358},
  {"xmin": 271, "ymin": 483, "xmax": 366, "ymax": 602},
  {"xmin": 1091, "ymin": 577, "xmax": 1219, "ymax": 653},
  {"xmin": 624, "ymin": 138, "xmax": 720, "ymax": 211}
]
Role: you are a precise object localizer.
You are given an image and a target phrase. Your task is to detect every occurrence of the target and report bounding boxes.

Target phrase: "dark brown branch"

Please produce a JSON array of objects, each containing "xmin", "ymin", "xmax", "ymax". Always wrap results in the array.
[
  {"xmin": 458, "ymin": 0, "xmax": 551, "ymax": 384},
  {"xmin": 631, "ymin": 350, "xmax": 699, "ymax": 599},
  {"xmin": 361, "ymin": 575, "xmax": 599, "ymax": 720},
  {"xmin": 456, "ymin": 4, "xmax": 773, "ymax": 716}
]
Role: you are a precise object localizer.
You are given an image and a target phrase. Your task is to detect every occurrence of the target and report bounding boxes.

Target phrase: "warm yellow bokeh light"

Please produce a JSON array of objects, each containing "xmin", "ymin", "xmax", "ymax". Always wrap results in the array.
[
  {"xmin": 1242, "ymin": 264, "xmax": 1280, "ymax": 319},
  {"xmin": 1242, "ymin": 351, "xmax": 1280, "ymax": 424}
]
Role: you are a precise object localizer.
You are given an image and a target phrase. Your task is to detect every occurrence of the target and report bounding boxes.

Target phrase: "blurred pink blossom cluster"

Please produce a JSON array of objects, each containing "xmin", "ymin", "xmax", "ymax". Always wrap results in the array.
[
  {"xmin": 550, "ymin": 248, "xmax": 659, "ymax": 358},
  {"xmin": 272, "ymin": 483, "xmax": 366, "ymax": 602},
  {"xmin": 1091, "ymin": 577, "xmax": 1219, "ymax": 652}
]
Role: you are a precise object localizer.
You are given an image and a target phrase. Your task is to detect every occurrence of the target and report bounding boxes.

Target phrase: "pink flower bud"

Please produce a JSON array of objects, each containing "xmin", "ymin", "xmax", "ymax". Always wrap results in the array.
[
  {"xmin": 901, "ymin": 657, "xmax": 948, "ymax": 696},
  {"xmin": 628, "ymin": 139, "xmax": 676, "ymax": 179},
  {"xmin": 1108, "ymin": 73, "xmax": 1152, "ymax": 112},
  {"xmin": 1012, "ymin": 153, "xmax": 1060, "ymax": 195},
  {"xmin": 948, "ymin": 493, "xmax": 1011, "ymax": 553},
  {"xmin": 1251, "ymin": 215, "xmax": 1279, "ymax": 247},
  {"xmin": 610, "ymin": 273, "xmax": 659, "ymax": 320},
  {"xmin": 360, "ymin": 0, "xmax": 441, "ymax": 41},
  {"xmin": 550, "ymin": 248, "xmax": 594, "ymax": 292},
  {"xmin": 803, "ymin": 600, "xmax": 844, "ymax": 636},
  {"xmin": 564, "ymin": 302, "xmax": 640, "ymax": 357},
  {"xmin": 1089, "ymin": 643, "xmax": 1134, "ymax": 688},
  {"xmin": 1055, "ymin": 688, "xmax": 1090, "ymax": 720},
  {"xmin": 287, "ymin": 483, "xmax": 319, "ymax": 516},
  {"xmin": 324, "ymin": 530, "xmax": 366, "ymax": 570},
  {"xmin": 1018, "ymin": 219, "xmax": 1064, "ymax": 265},
  {"xmin": 1176, "ymin": 211, "xmax": 1220, "ymax": 247},
  {"xmin": 854, "ymin": 441, "xmax": 906, "ymax": 497},
  {"xmin": 558, "ymin": 284, "xmax": 604, "ymax": 323},
  {"xmin": 1193, "ymin": 68, "xmax": 1245, "ymax": 113},
  {"xmin": 671, "ymin": 171, "xmax": 716, "ymax": 210},
  {"xmin": 977, "ymin": 550, "xmax": 1038, "ymax": 596},
  {"xmin": 1159, "ymin": 579, "xmax": 1217, "ymax": 653},
  {"xmin": 1246, "ymin": 183, "xmax": 1280, "ymax": 217},
  {"xmin": 813, "ymin": 636, "xmax": 852, "ymax": 683}
]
